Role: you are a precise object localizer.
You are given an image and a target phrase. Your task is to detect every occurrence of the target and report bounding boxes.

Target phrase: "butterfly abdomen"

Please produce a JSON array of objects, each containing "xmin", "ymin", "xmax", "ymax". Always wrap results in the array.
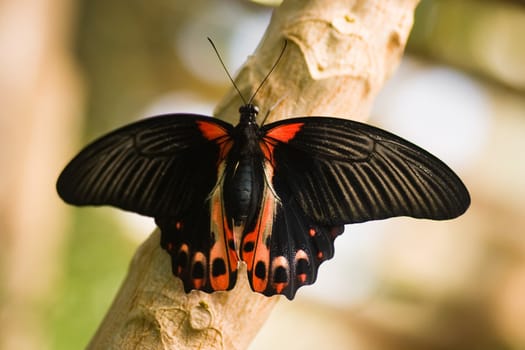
[{"xmin": 224, "ymin": 156, "xmax": 265, "ymax": 227}]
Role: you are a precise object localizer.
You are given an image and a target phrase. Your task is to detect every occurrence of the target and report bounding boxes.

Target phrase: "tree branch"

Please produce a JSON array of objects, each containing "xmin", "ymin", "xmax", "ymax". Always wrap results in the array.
[{"xmin": 87, "ymin": 0, "xmax": 419, "ymax": 349}]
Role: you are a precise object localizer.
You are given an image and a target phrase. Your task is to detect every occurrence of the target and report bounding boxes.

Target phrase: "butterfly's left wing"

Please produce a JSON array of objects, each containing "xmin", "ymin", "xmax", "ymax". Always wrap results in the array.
[
  {"xmin": 57, "ymin": 114, "xmax": 233, "ymax": 218},
  {"xmin": 157, "ymin": 176, "xmax": 239, "ymax": 293},
  {"xmin": 57, "ymin": 114, "xmax": 239, "ymax": 293}
]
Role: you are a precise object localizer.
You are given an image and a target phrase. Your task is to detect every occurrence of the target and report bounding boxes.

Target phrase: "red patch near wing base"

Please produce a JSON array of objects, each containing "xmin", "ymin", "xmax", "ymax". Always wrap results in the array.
[
  {"xmin": 261, "ymin": 122, "xmax": 304, "ymax": 161},
  {"xmin": 265, "ymin": 122, "xmax": 304, "ymax": 143},
  {"xmin": 196, "ymin": 120, "xmax": 228, "ymax": 140},
  {"xmin": 197, "ymin": 120, "xmax": 232, "ymax": 160}
]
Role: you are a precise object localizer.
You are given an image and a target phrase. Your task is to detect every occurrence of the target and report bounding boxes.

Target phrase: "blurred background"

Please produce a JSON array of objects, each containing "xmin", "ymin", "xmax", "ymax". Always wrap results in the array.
[{"xmin": 0, "ymin": 0, "xmax": 524, "ymax": 349}]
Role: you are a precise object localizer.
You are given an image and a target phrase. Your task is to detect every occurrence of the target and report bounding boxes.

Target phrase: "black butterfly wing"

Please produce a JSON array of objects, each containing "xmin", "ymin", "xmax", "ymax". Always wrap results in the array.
[
  {"xmin": 247, "ymin": 116, "xmax": 470, "ymax": 299},
  {"xmin": 57, "ymin": 114, "xmax": 240, "ymax": 292},
  {"xmin": 240, "ymin": 174, "xmax": 344, "ymax": 299},
  {"xmin": 262, "ymin": 117, "xmax": 470, "ymax": 226},
  {"xmin": 156, "ymin": 179, "xmax": 239, "ymax": 294},
  {"xmin": 268, "ymin": 199, "xmax": 344, "ymax": 300},
  {"xmin": 57, "ymin": 114, "xmax": 233, "ymax": 217}
]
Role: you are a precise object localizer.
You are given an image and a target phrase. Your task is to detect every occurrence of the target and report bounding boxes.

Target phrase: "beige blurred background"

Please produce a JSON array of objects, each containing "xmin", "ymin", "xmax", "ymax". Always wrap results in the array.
[{"xmin": 0, "ymin": 0, "xmax": 524, "ymax": 349}]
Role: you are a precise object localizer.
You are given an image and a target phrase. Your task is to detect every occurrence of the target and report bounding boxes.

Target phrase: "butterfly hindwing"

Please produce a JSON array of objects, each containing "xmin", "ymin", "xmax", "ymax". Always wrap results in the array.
[
  {"xmin": 246, "ymin": 116, "xmax": 470, "ymax": 298},
  {"xmin": 268, "ymin": 198, "xmax": 344, "ymax": 300},
  {"xmin": 240, "ymin": 162, "xmax": 277, "ymax": 296},
  {"xmin": 156, "ymin": 170, "xmax": 238, "ymax": 293},
  {"xmin": 156, "ymin": 206, "xmax": 214, "ymax": 292},
  {"xmin": 240, "ymin": 158, "xmax": 344, "ymax": 299},
  {"xmin": 207, "ymin": 168, "xmax": 239, "ymax": 291},
  {"xmin": 262, "ymin": 117, "xmax": 470, "ymax": 226},
  {"xmin": 261, "ymin": 196, "xmax": 344, "ymax": 300}
]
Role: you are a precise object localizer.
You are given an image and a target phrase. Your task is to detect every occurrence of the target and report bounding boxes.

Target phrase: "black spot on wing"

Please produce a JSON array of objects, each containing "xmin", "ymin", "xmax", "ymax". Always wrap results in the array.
[
  {"xmin": 156, "ymin": 201, "xmax": 238, "ymax": 294},
  {"xmin": 261, "ymin": 197, "xmax": 342, "ymax": 300}
]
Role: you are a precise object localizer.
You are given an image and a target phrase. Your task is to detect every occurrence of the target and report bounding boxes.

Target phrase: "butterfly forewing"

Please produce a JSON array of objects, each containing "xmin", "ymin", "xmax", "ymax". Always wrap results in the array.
[
  {"xmin": 262, "ymin": 117, "xmax": 470, "ymax": 226},
  {"xmin": 56, "ymin": 114, "xmax": 233, "ymax": 217}
]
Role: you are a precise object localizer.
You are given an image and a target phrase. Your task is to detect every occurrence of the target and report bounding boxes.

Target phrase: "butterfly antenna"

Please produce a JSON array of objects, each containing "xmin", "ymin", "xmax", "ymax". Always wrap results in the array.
[
  {"xmin": 208, "ymin": 37, "xmax": 247, "ymax": 105},
  {"xmin": 248, "ymin": 40, "xmax": 288, "ymax": 105}
]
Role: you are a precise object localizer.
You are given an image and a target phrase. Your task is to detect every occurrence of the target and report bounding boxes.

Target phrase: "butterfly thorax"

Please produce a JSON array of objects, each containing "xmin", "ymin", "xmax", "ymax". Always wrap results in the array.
[{"xmin": 222, "ymin": 104, "xmax": 266, "ymax": 228}]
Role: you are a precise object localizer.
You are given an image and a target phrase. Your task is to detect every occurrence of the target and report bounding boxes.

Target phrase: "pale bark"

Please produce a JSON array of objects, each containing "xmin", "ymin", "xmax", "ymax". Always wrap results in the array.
[{"xmin": 88, "ymin": 0, "xmax": 419, "ymax": 349}]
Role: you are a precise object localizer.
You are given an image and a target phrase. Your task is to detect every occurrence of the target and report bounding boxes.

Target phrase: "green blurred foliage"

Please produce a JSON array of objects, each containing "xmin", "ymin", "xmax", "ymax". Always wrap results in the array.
[
  {"xmin": 49, "ymin": 209, "xmax": 135, "ymax": 349},
  {"xmin": 75, "ymin": 0, "xmax": 212, "ymax": 138},
  {"xmin": 408, "ymin": 0, "xmax": 525, "ymax": 93}
]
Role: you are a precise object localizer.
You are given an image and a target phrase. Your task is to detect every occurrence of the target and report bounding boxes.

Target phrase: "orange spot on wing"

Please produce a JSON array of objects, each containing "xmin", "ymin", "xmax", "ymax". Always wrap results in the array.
[
  {"xmin": 193, "ymin": 279, "xmax": 204, "ymax": 290},
  {"xmin": 274, "ymin": 282, "xmax": 287, "ymax": 294},
  {"xmin": 218, "ymin": 141, "xmax": 233, "ymax": 161},
  {"xmin": 211, "ymin": 272, "xmax": 229, "ymax": 291},
  {"xmin": 297, "ymin": 274, "xmax": 307, "ymax": 284}
]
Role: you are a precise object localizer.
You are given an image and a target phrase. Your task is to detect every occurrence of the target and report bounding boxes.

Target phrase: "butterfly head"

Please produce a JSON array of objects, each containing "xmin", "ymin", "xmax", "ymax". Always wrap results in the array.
[{"xmin": 239, "ymin": 104, "xmax": 259, "ymax": 125}]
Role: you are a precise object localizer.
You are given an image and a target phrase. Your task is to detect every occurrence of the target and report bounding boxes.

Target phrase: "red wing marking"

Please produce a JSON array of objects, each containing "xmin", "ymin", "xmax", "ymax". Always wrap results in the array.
[
  {"xmin": 196, "ymin": 120, "xmax": 228, "ymax": 140},
  {"xmin": 294, "ymin": 250, "xmax": 309, "ymax": 284},
  {"xmin": 261, "ymin": 122, "xmax": 304, "ymax": 162},
  {"xmin": 271, "ymin": 256, "xmax": 290, "ymax": 293},
  {"xmin": 241, "ymin": 163, "xmax": 277, "ymax": 293},
  {"xmin": 176, "ymin": 243, "xmax": 190, "ymax": 275},
  {"xmin": 196, "ymin": 120, "xmax": 233, "ymax": 160},
  {"xmin": 265, "ymin": 122, "xmax": 304, "ymax": 143},
  {"xmin": 191, "ymin": 252, "xmax": 207, "ymax": 289},
  {"xmin": 209, "ymin": 162, "xmax": 238, "ymax": 291}
]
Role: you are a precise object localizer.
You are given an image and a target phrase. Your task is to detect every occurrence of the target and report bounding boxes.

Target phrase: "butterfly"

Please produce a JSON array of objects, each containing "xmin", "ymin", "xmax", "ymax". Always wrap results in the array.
[{"xmin": 56, "ymin": 40, "xmax": 470, "ymax": 300}]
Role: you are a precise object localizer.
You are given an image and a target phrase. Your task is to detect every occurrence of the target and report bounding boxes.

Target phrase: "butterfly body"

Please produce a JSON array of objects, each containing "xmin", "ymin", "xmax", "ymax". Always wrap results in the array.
[
  {"xmin": 57, "ymin": 103, "xmax": 470, "ymax": 299},
  {"xmin": 222, "ymin": 104, "xmax": 265, "ymax": 227}
]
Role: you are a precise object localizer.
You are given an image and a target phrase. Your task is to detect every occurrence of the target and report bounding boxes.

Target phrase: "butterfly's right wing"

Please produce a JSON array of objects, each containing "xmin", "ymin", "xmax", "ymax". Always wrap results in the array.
[
  {"xmin": 261, "ymin": 117, "xmax": 470, "ymax": 225},
  {"xmin": 240, "ymin": 117, "xmax": 470, "ymax": 299}
]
